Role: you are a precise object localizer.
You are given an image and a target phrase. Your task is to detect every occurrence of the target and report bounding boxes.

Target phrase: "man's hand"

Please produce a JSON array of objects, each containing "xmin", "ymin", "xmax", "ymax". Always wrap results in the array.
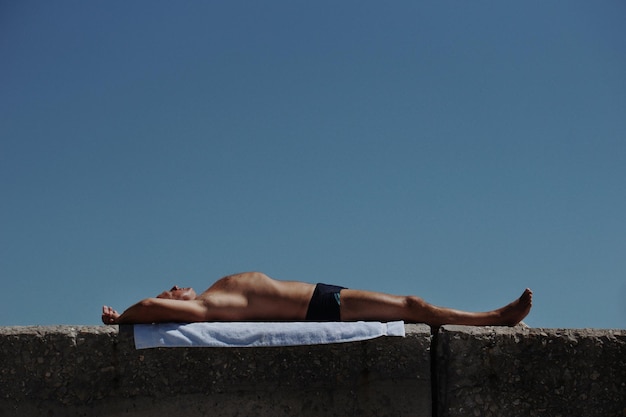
[{"xmin": 102, "ymin": 305, "xmax": 120, "ymax": 325}]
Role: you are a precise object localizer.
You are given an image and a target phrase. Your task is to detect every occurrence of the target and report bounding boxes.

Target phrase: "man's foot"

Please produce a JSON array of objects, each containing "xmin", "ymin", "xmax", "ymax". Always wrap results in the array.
[{"xmin": 494, "ymin": 288, "xmax": 533, "ymax": 326}]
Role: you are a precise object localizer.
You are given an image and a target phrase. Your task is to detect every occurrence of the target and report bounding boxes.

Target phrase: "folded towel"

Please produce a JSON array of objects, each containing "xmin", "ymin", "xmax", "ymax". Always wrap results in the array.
[{"xmin": 134, "ymin": 321, "xmax": 405, "ymax": 349}]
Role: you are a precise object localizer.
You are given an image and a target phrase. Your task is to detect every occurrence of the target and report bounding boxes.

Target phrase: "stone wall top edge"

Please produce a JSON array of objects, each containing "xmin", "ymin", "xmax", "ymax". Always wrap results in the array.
[
  {"xmin": 0, "ymin": 323, "xmax": 432, "ymax": 336},
  {"xmin": 4, "ymin": 324, "xmax": 622, "ymax": 337},
  {"xmin": 1, "ymin": 323, "xmax": 623, "ymax": 335},
  {"xmin": 0, "ymin": 325, "xmax": 117, "ymax": 335},
  {"xmin": 439, "ymin": 324, "xmax": 625, "ymax": 336}
]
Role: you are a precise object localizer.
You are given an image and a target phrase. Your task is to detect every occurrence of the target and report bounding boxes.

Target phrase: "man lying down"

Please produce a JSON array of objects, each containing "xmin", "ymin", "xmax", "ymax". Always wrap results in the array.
[{"xmin": 102, "ymin": 271, "xmax": 532, "ymax": 327}]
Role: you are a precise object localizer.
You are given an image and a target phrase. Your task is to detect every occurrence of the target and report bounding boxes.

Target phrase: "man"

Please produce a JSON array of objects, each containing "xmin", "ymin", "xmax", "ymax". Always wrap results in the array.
[{"xmin": 102, "ymin": 271, "xmax": 532, "ymax": 327}]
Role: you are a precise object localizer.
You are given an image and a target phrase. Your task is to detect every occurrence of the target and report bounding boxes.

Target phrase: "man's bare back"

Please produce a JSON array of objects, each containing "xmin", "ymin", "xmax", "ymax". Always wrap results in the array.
[{"xmin": 102, "ymin": 271, "xmax": 532, "ymax": 327}]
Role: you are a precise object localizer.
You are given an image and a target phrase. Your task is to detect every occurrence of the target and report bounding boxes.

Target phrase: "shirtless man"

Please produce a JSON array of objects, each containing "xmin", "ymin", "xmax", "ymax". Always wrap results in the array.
[{"xmin": 102, "ymin": 271, "xmax": 533, "ymax": 327}]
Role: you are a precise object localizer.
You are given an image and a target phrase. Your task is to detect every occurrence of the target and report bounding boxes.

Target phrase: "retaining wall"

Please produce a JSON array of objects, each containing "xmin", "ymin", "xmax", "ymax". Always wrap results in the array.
[
  {"xmin": 435, "ymin": 326, "xmax": 626, "ymax": 417},
  {"xmin": 0, "ymin": 325, "xmax": 624, "ymax": 417}
]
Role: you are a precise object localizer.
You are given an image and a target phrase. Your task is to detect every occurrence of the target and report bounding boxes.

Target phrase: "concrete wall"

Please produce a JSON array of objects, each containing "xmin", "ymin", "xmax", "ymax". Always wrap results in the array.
[
  {"xmin": 0, "ymin": 324, "xmax": 431, "ymax": 417},
  {"xmin": 0, "ymin": 324, "xmax": 624, "ymax": 417},
  {"xmin": 435, "ymin": 326, "xmax": 626, "ymax": 417}
]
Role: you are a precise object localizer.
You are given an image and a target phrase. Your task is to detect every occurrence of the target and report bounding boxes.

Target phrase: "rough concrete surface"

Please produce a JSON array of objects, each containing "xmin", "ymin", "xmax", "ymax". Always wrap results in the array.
[
  {"xmin": 3, "ymin": 324, "xmax": 625, "ymax": 417},
  {"xmin": 0, "ymin": 324, "xmax": 431, "ymax": 417},
  {"xmin": 436, "ymin": 325, "xmax": 626, "ymax": 417}
]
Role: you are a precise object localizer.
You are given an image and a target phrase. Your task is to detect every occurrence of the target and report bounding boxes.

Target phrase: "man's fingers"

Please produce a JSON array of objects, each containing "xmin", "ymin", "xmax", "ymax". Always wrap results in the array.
[
  {"xmin": 103, "ymin": 306, "xmax": 117, "ymax": 315},
  {"xmin": 102, "ymin": 306, "xmax": 118, "ymax": 324}
]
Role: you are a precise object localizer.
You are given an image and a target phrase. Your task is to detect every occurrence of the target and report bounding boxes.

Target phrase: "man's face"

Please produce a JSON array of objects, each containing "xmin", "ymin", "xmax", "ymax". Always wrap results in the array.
[{"xmin": 157, "ymin": 285, "xmax": 197, "ymax": 300}]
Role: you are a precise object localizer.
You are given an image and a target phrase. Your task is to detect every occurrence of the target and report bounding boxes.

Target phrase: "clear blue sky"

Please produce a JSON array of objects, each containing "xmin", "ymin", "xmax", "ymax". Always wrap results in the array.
[{"xmin": 2, "ymin": 1, "xmax": 625, "ymax": 329}]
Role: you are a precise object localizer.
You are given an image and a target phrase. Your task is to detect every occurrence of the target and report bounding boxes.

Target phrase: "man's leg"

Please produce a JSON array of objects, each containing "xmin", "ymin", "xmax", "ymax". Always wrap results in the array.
[{"xmin": 339, "ymin": 288, "xmax": 532, "ymax": 326}]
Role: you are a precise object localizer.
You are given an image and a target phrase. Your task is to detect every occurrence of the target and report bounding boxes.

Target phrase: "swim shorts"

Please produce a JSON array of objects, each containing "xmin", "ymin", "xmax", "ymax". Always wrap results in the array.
[{"xmin": 305, "ymin": 283, "xmax": 346, "ymax": 321}]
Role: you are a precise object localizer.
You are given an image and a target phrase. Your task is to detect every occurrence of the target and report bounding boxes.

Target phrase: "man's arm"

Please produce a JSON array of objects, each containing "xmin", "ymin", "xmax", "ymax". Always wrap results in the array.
[{"xmin": 102, "ymin": 298, "xmax": 208, "ymax": 324}]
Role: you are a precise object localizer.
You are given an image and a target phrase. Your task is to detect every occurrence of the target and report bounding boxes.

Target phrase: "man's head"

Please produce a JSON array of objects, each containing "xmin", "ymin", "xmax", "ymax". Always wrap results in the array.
[{"xmin": 157, "ymin": 285, "xmax": 197, "ymax": 300}]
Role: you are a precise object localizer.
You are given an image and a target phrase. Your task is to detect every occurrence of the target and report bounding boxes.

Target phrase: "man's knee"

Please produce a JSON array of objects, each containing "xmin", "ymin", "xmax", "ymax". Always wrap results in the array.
[{"xmin": 404, "ymin": 295, "xmax": 427, "ymax": 311}]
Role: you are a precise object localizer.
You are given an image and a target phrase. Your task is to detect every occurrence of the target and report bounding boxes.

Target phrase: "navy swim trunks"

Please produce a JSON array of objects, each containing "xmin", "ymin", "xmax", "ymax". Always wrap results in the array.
[{"xmin": 305, "ymin": 283, "xmax": 346, "ymax": 321}]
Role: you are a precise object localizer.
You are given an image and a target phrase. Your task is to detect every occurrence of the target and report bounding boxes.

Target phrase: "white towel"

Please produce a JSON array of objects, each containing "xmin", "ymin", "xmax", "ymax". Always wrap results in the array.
[{"xmin": 134, "ymin": 321, "xmax": 405, "ymax": 349}]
